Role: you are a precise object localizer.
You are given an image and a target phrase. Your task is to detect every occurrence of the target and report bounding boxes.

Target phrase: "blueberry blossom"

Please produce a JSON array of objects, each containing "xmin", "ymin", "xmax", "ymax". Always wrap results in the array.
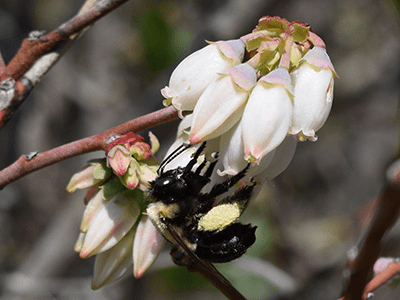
[
  {"xmin": 161, "ymin": 16, "xmax": 336, "ymax": 183},
  {"xmin": 218, "ymin": 120, "xmax": 275, "ymax": 177},
  {"xmin": 67, "ymin": 133, "xmax": 164, "ymax": 289},
  {"xmin": 157, "ymin": 17, "xmax": 337, "ymax": 291},
  {"xmin": 189, "ymin": 63, "xmax": 257, "ymax": 144},
  {"xmin": 288, "ymin": 46, "xmax": 337, "ymax": 141},
  {"xmin": 241, "ymin": 67, "xmax": 293, "ymax": 165},
  {"xmin": 162, "ymin": 39, "xmax": 245, "ymax": 117}
]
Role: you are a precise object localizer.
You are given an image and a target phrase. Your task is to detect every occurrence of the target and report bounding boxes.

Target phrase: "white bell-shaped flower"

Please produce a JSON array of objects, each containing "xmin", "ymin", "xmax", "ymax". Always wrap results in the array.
[
  {"xmin": 133, "ymin": 215, "xmax": 165, "ymax": 279},
  {"xmin": 289, "ymin": 46, "xmax": 336, "ymax": 141},
  {"xmin": 189, "ymin": 63, "xmax": 257, "ymax": 144},
  {"xmin": 79, "ymin": 194, "xmax": 140, "ymax": 258},
  {"xmin": 218, "ymin": 120, "xmax": 275, "ymax": 177},
  {"xmin": 242, "ymin": 67, "xmax": 293, "ymax": 165},
  {"xmin": 162, "ymin": 39, "xmax": 245, "ymax": 117},
  {"xmin": 257, "ymin": 135, "xmax": 297, "ymax": 181},
  {"xmin": 91, "ymin": 229, "xmax": 135, "ymax": 289}
]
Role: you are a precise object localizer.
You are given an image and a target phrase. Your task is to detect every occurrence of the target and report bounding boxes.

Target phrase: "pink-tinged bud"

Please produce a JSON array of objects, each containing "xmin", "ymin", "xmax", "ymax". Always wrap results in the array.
[
  {"xmin": 121, "ymin": 159, "xmax": 159, "ymax": 191},
  {"xmin": 137, "ymin": 162, "xmax": 158, "ymax": 190},
  {"xmin": 122, "ymin": 160, "xmax": 140, "ymax": 190},
  {"xmin": 106, "ymin": 145, "xmax": 131, "ymax": 176},
  {"xmin": 289, "ymin": 46, "xmax": 336, "ymax": 141},
  {"xmin": 162, "ymin": 39, "xmax": 245, "ymax": 117},
  {"xmin": 79, "ymin": 194, "xmax": 140, "ymax": 259},
  {"xmin": 242, "ymin": 67, "xmax": 293, "ymax": 165},
  {"xmin": 66, "ymin": 160, "xmax": 110, "ymax": 193},
  {"xmin": 133, "ymin": 216, "xmax": 165, "ymax": 279},
  {"xmin": 373, "ymin": 257, "xmax": 396, "ymax": 277},
  {"xmin": 91, "ymin": 229, "xmax": 135, "ymax": 290},
  {"xmin": 130, "ymin": 142, "xmax": 152, "ymax": 161},
  {"xmin": 105, "ymin": 133, "xmax": 159, "ymax": 179},
  {"xmin": 189, "ymin": 63, "xmax": 257, "ymax": 144}
]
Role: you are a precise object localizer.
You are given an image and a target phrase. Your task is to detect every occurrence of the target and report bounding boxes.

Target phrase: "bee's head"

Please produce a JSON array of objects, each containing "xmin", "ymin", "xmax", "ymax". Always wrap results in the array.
[
  {"xmin": 149, "ymin": 166, "xmax": 210, "ymax": 205},
  {"xmin": 149, "ymin": 168, "xmax": 186, "ymax": 204}
]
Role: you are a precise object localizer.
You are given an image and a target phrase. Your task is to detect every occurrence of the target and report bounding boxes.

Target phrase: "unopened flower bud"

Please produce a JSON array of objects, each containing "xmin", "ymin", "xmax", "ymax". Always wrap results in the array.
[
  {"xmin": 66, "ymin": 159, "xmax": 110, "ymax": 193},
  {"xmin": 107, "ymin": 145, "xmax": 131, "ymax": 176}
]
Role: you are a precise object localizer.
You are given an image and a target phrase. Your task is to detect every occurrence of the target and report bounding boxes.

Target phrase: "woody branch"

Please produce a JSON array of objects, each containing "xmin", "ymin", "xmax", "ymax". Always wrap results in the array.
[
  {"xmin": 340, "ymin": 159, "xmax": 400, "ymax": 300},
  {"xmin": 0, "ymin": 106, "xmax": 179, "ymax": 190},
  {"xmin": 0, "ymin": 0, "xmax": 130, "ymax": 128}
]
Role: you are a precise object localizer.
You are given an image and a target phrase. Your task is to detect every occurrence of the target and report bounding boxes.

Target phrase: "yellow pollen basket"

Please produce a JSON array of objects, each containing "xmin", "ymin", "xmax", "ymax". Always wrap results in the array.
[{"xmin": 197, "ymin": 203, "xmax": 241, "ymax": 232}]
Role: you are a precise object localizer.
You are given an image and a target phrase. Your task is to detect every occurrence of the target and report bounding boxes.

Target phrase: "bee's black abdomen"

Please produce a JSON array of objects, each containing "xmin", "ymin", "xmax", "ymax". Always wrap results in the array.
[{"xmin": 193, "ymin": 223, "xmax": 257, "ymax": 263}]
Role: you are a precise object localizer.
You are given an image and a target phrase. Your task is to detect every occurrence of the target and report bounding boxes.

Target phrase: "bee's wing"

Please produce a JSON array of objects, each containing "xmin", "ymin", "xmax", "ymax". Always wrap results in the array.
[
  {"xmin": 166, "ymin": 223, "xmax": 247, "ymax": 300},
  {"xmin": 166, "ymin": 222, "xmax": 207, "ymax": 267}
]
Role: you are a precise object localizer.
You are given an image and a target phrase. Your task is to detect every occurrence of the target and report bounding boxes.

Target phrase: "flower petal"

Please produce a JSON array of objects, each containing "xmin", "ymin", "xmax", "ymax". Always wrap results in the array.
[
  {"xmin": 258, "ymin": 136, "xmax": 297, "ymax": 181},
  {"xmin": 66, "ymin": 160, "xmax": 109, "ymax": 193},
  {"xmin": 162, "ymin": 39, "xmax": 245, "ymax": 116},
  {"xmin": 74, "ymin": 232, "xmax": 86, "ymax": 253},
  {"xmin": 218, "ymin": 121, "xmax": 276, "ymax": 177},
  {"xmin": 107, "ymin": 145, "xmax": 131, "ymax": 176},
  {"xmin": 289, "ymin": 47, "xmax": 335, "ymax": 141},
  {"xmin": 80, "ymin": 188, "xmax": 107, "ymax": 233},
  {"xmin": 91, "ymin": 228, "xmax": 135, "ymax": 290},
  {"xmin": 148, "ymin": 131, "xmax": 160, "ymax": 155},
  {"xmin": 133, "ymin": 215, "xmax": 165, "ymax": 279},
  {"xmin": 242, "ymin": 68, "xmax": 293, "ymax": 164},
  {"xmin": 189, "ymin": 63, "xmax": 257, "ymax": 144},
  {"xmin": 80, "ymin": 194, "xmax": 140, "ymax": 258}
]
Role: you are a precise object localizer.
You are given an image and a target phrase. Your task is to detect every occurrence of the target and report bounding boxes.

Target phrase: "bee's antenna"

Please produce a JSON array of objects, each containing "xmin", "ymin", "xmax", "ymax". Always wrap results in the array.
[
  {"xmin": 195, "ymin": 159, "xmax": 208, "ymax": 175},
  {"xmin": 184, "ymin": 142, "xmax": 207, "ymax": 175},
  {"xmin": 158, "ymin": 143, "xmax": 189, "ymax": 175}
]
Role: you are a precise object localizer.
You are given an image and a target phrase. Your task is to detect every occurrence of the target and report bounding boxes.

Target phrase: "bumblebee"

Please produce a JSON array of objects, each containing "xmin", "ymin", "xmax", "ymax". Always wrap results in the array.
[{"xmin": 147, "ymin": 142, "xmax": 257, "ymax": 263}]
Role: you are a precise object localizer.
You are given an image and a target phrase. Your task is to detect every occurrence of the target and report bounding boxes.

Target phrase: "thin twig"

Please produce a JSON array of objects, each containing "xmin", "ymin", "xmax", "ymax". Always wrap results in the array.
[
  {"xmin": 0, "ymin": 106, "xmax": 179, "ymax": 190},
  {"xmin": 0, "ymin": 0, "xmax": 130, "ymax": 129},
  {"xmin": 363, "ymin": 262, "xmax": 400, "ymax": 297},
  {"xmin": 5, "ymin": 0, "xmax": 129, "ymax": 80},
  {"xmin": 0, "ymin": 52, "xmax": 6, "ymax": 70},
  {"xmin": 340, "ymin": 159, "xmax": 400, "ymax": 300}
]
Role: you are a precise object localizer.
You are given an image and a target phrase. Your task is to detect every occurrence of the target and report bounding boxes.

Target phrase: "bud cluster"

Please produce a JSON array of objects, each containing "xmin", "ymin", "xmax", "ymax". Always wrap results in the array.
[
  {"xmin": 162, "ymin": 16, "xmax": 337, "ymax": 178},
  {"xmin": 66, "ymin": 133, "xmax": 164, "ymax": 289}
]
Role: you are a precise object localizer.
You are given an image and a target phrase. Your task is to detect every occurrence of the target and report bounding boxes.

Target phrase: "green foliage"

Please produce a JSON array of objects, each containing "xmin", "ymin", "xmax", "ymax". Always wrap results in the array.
[{"xmin": 137, "ymin": 8, "xmax": 193, "ymax": 72}]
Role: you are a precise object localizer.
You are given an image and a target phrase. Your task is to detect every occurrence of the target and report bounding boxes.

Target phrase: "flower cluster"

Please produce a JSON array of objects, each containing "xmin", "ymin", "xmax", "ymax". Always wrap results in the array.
[
  {"xmin": 162, "ymin": 16, "xmax": 337, "ymax": 178},
  {"xmin": 67, "ymin": 133, "xmax": 164, "ymax": 289},
  {"xmin": 67, "ymin": 15, "xmax": 338, "ymax": 290}
]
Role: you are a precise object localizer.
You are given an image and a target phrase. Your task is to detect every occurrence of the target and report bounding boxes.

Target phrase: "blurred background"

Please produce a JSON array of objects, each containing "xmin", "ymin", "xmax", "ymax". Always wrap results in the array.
[{"xmin": 0, "ymin": 0, "xmax": 399, "ymax": 299}]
